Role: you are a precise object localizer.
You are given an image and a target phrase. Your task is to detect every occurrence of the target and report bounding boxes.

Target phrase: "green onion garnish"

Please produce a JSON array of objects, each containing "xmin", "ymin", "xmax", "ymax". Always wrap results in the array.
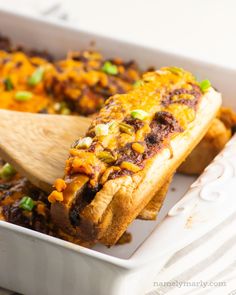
[
  {"xmin": 0, "ymin": 163, "xmax": 16, "ymax": 180},
  {"xmin": 95, "ymin": 124, "xmax": 110, "ymax": 136},
  {"xmin": 15, "ymin": 91, "xmax": 33, "ymax": 101},
  {"xmin": 53, "ymin": 102, "xmax": 70, "ymax": 115},
  {"xmin": 28, "ymin": 67, "xmax": 45, "ymax": 86},
  {"xmin": 199, "ymin": 80, "xmax": 211, "ymax": 92},
  {"xmin": 131, "ymin": 109, "xmax": 148, "ymax": 120},
  {"xmin": 19, "ymin": 196, "xmax": 35, "ymax": 211},
  {"xmin": 133, "ymin": 80, "xmax": 144, "ymax": 88},
  {"xmin": 76, "ymin": 137, "xmax": 93, "ymax": 149},
  {"xmin": 96, "ymin": 151, "xmax": 116, "ymax": 163},
  {"xmin": 4, "ymin": 77, "xmax": 14, "ymax": 91},
  {"xmin": 119, "ymin": 122, "xmax": 134, "ymax": 135},
  {"xmin": 102, "ymin": 61, "xmax": 118, "ymax": 75},
  {"xmin": 60, "ymin": 108, "xmax": 71, "ymax": 115},
  {"xmin": 167, "ymin": 66, "xmax": 184, "ymax": 75}
]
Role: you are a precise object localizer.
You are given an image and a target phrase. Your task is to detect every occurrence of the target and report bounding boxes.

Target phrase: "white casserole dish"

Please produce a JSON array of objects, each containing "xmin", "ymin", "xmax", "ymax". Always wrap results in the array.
[{"xmin": 0, "ymin": 9, "xmax": 236, "ymax": 295}]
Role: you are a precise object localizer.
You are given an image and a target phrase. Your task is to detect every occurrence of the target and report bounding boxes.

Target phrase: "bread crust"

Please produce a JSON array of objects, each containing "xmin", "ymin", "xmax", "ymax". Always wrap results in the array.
[
  {"xmin": 178, "ymin": 107, "xmax": 236, "ymax": 175},
  {"xmin": 137, "ymin": 176, "xmax": 172, "ymax": 220}
]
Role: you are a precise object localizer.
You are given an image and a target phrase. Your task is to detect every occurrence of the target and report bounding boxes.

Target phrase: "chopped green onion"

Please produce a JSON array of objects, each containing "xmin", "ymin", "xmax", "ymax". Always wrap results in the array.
[
  {"xmin": 96, "ymin": 151, "xmax": 116, "ymax": 163},
  {"xmin": 15, "ymin": 91, "xmax": 33, "ymax": 101},
  {"xmin": 95, "ymin": 124, "xmax": 110, "ymax": 136},
  {"xmin": 4, "ymin": 77, "xmax": 14, "ymax": 91},
  {"xmin": 107, "ymin": 120, "xmax": 118, "ymax": 131},
  {"xmin": 102, "ymin": 61, "xmax": 118, "ymax": 75},
  {"xmin": 131, "ymin": 109, "xmax": 148, "ymax": 120},
  {"xmin": 119, "ymin": 122, "xmax": 134, "ymax": 135},
  {"xmin": 0, "ymin": 163, "xmax": 16, "ymax": 180},
  {"xmin": 167, "ymin": 66, "xmax": 184, "ymax": 75},
  {"xmin": 133, "ymin": 80, "xmax": 144, "ymax": 88},
  {"xmin": 76, "ymin": 137, "xmax": 93, "ymax": 149},
  {"xmin": 53, "ymin": 102, "xmax": 70, "ymax": 115},
  {"xmin": 59, "ymin": 102, "xmax": 67, "ymax": 109},
  {"xmin": 60, "ymin": 108, "xmax": 71, "ymax": 115},
  {"xmin": 19, "ymin": 196, "xmax": 35, "ymax": 211},
  {"xmin": 28, "ymin": 67, "xmax": 45, "ymax": 86},
  {"xmin": 199, "ymin": 80, "xmax": 211, "ymax": 92}
]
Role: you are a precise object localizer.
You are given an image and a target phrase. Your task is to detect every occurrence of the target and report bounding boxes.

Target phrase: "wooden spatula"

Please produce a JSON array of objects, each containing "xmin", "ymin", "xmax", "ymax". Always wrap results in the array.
[{"xmin": 0, "ymin": 109, "xmax": 91, "ymax": 192}]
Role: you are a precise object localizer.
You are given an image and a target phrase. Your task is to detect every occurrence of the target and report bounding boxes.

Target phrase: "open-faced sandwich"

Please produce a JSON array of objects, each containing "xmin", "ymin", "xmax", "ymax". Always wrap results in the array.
[{"xmin": 48, "ymin": 67, "xmax": 222, "ymax": 246}]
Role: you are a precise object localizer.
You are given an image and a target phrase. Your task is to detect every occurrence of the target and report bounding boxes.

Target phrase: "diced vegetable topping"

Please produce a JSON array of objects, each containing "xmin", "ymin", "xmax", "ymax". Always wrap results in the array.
[
  {"xmin": 199, "ymin": 80, "xmax": 211, "ymax": 92},
  {"xmin": 167, "ymin": 66, "xmax": 184, "ymax": 75},
  {"xmin": 95, "ymin": 124, "xmax": 110, "ymax": 136},
  {"xmin": 54, "ymin": 178, "xmax": 67, "ymax": 192},
  {"xmin": 60, "ymin": 108, "xmax": 71, "ymax": 115},
  {"xmin": 4, "ymin": 77, "xmax": 14, "ymax": 91},
  {"xmin": 97, "ymin": 151, "xmax": 117, "ymax": 163},
  {"xmin": 133, "ymin": 80, "xmax": 144, "ymax": 87},
  {"xmin": 119, "ymin": 122, "xmax": 134, "ymax": 135},
  {"xmin": 28, "ymin": 67, "xmax": 45, "ymax": 86},
  {"xmin": 107, "ymin": 121, "xmax": 118, "ymax": 131},
  {"xmin": 19, "ymin": 196, "xmax": 35, "ymax": 211},
  {"xmin": 53, "ymin": 102, "xmax": 71, "ymax": 114},
  {"xmin": 132, "ymin": 142, "xmax": 145, "ymax": 153},
  {"xmin": 0, "ymin": 163, "xmax": 16, "ymax": 179},
  {"xmin": 102, "ymin": 61, "xmax": 118, "ymax": 75},
  {"xmin": 76, "ymin": 137, "xmax": 93, "ymax": 148},
  {"xmin": 120, "ymin": 161, "xmax": 141, "ymax": 172},
  {"xmin": 48, "ymin": 190, "xmax": 64, "ymax": 203},
  {"xmin": 15, "ymin": 91, "xmax": 33, "ymax": 101},
  {"xmin": 131, "ymin": 109, "xmax": 148, "ymax": 120}
]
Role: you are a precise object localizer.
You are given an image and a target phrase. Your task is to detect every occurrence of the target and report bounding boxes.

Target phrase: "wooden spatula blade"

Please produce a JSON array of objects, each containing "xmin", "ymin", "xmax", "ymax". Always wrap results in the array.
[{"xmin": 0, "ymin": 110, "xmax": 91, "ymax": 192}]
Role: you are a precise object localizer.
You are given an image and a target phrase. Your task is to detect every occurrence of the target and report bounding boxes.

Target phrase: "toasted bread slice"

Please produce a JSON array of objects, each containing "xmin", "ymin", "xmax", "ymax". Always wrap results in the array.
[
  {"xmin": 178, "ymin": 107, "xmax": 236, "ymax": 175},
  {"xmin": 137, "ymin": 175, "xmax": 173, "ymax": 220}
]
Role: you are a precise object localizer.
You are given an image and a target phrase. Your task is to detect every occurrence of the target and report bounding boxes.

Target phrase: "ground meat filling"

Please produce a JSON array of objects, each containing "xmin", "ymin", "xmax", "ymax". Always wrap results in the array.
[
  {"xmin": 145, "ymin": 111, "xmax": 183, "ymax": 157},
  {"xmin": 124, "ymin": 117, "xmax": 144, "ymax": 131},
  {"xmin": 162, "ymin": 84, "xmax": 201, "ymax": 110},
  {"xmin": 69, "ymin": 183, "xmax": 102, "ymax": 227},
  {"xmin": 109, "ymin": 111, "xmax": 183, "ymax": 180},
  {"xmin": 1, "ymin": 178, "xmax": 51, "ymax": 234}
]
